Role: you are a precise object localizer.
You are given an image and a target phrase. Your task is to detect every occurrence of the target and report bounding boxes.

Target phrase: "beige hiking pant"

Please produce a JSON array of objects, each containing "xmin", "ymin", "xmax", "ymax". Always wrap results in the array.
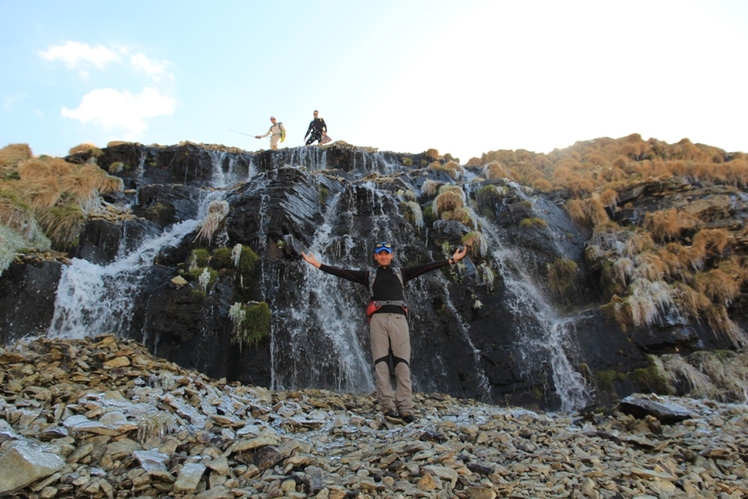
[
  {"xmin": 369, "ymin": 313, "xmax": 414, "ymax": 414},
  {"xmin": 270, "ymin": 134, "xmax": 281, "ymax": 150}
]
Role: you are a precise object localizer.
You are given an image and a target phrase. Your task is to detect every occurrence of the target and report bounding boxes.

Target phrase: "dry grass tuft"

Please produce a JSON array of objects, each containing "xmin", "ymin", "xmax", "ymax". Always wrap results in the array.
[
  {"xmin": 421, "ymin": 180, "xmax": 440, "ymax": 198},
  {"xmin": 433, "ymin": 186, "xmax": 464, "ymax": 217},
  {"xmin": 0, "ymin": 143, "xmax": 33, "ymax": 169},
  {"xmin": 484, "ymin": 162, "xmax": 509, "ymax": 180},
  {"xmin": 462, "ymin": 231, "xmax": 488, "ymax": 258},
  {"xmin": 23, "ymin": 177, "xmax": 62, "ymax": 210},
  {"xmin": 442, "ymin": 207, "xmax": 474, "ymax": 227},
  {"xmin": 423, "ymin": 148, "xmax": 442, "ymax": 161},
  {"xmin": 0, "ymin": 188, "xmax": 36, "ymax": 238},
  {"xmin": 195, "ymin": 200, "xmax": 229, "ymax": 244},
  {"xmin": 645, "ymin": 208, "xmax": 699, "ymax": 243},
  {"xmin": 694, "ymin": 269, "xmax": 741, "ymax": 305},
  {"xmin": 692, "ymin": 228, "xmax": 730, "ymax": 259},
  {"xmin": 599, "ymin": 189, "xmax": 618, "ymax": 208},
  {"xmin": 37, "ymin": 202, "xmax": 87, "ymax": 246},
  {"xmin": 657, "ymin": 243, "xmax": 696, "ymax": 279},
  {"xmin": 565, "ymin": 197, "xmax": 609, "ymax": 228},
  {"xmin": 68, "ymin": 142, "xmax": 103, "ymax": 157},
  {"xmin": 703, "ymin": 305, "xmax": 746, "ymax": 348}
]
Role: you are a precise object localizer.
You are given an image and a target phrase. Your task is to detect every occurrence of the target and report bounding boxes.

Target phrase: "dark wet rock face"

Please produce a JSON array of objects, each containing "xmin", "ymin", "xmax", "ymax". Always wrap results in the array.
[
  {"xmin": 1, "ymin": 142, "xmax": 747, "ymax": 411},
  {"xmin": 0, "ymin": 261, "xmax": 62, "ymax": 340}
]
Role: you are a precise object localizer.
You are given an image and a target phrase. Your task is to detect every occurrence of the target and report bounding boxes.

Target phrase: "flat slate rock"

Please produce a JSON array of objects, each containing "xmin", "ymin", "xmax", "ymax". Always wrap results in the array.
[{"xmin": 619, "ymin": 395, "xmax": 691, "ymax": 423}]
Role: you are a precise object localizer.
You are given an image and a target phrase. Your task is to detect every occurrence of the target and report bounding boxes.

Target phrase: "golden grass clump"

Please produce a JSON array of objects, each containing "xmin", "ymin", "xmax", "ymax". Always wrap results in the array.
[
  {"xmin": 442, "ymin": 207, "xmax": 474, "ymax": 228},
  {"xmin": 433, "ymin": 186, "xmax": 464, "ymax": 217},
  {"xmin": 656, "ymin": 243, "xmax": 696, "ymax": 280},
  {"xmin": 693, "ymin": 269, "xmax": 741, "ymax": 305},
  {"xmin": 428, "ymin": 160, "xmax": 463, "ymax": 180},
  {"xmin": 462, "ymin": 231, "xmax": 488, "ymax": 258},
  {"xmin": 599, "ymin": 189, "xmax": 618, "ymax": 208},
  {"xmin": 19, "ymin": 157, "xmax": 72, "ymax": 181},
  {"xmin": 565, "ymin": 197, "xmax": 609, "ymax": 228},
  {"xmin": 421, "ymin": 179, "xmax": 440, "ymax": 198},
  {"xmin": 531, "ymin": 177, "xmax": 553, "ymax": 192},
  {"xmin": 633, "ymin": 251, "xmax": 667, "ymax": 282},
  {"xmin": 23, "ymin": 177, "xmax": 62, "ymax": 210},
  {"xmin": 722, "ymin": 158, "xmax": 748, "ymax": 187},
  {"xmin": 37, "ymin": 202, "xmax": 87, "ymax": 246},
  {"xmin": 671, "ymin": 282, "xmax": 711, "ymax": 318},
  {"xmin": 717, "ymin": 256, "xmax": 748, "ymax": 287},
  {"xmin": 68, "ymin": 142, "xmax": 103, "ymax": 158},
  {"xmin": 423, "ymin": 148, "xmax": 442, "ymax": 161},
  {"xmin": 644, "ymin": 208, "xmax": 699, "ymax": 243},
  {"xmin": 194, "ymin": 200, "xmax": 229, "ymax": 244},
  {"xmin": 703, "ymin": 305, "xmax": 746, "ymax": 348},
  {"xmin": 691, "ymin": 228, "xmax": 730, "ymax": 260},
  {"xmin": 59, "ymin": 167, "xmax": 101, "ymax": 211},
  {"xmin": 484, "ymin": 162, "xmax": 509, "ymax": 180},
  {"xmin": 443, "ymin": 160, "xmax": 464, "ymax": 179},
  {"xmin": 0, "ymin": 143, "xmax": 33, "ymax": 169}
]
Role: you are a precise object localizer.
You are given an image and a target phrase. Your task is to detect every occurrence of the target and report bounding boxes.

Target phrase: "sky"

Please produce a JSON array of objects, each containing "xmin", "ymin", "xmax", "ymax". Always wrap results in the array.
[{"xmin": 2, "ymin": 0, "xmax": 747, "ymax": 162}]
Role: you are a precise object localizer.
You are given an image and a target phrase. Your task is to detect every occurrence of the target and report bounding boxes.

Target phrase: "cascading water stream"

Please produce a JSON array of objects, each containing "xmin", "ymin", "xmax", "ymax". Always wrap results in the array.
[
  {"xmin": 48, "ymin": 218, "xmax": 201, "ymax": 339},
  {"xmin": 271, "ymin": 189, "xmax": 375, "ymax": 393},
  {"xmin": 476, "ymin": 212, "xmax": 590, "ymax": 411},
  {"xmin": 47, "ymin": 151, "xmax": 245, "ymax": 340}
]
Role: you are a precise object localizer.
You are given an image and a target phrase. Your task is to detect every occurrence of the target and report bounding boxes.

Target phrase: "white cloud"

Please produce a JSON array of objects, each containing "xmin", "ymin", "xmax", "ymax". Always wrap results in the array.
[
  {"xmin": 129, "ymin": 53, "xmax": 168, "ymax": 77},
  {"xmin": 39, "ymin": 41, "xmax": 121, "ymax": 74},
  {"xmin": 61, "ymin": 87, "xmax": 176, "ymax": 138}
]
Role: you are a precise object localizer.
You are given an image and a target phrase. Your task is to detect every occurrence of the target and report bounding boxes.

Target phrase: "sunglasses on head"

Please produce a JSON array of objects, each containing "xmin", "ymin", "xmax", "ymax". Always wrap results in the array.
[{"xmin": 375, "ymin": 242, "xmax": 393, "ymax": 253}]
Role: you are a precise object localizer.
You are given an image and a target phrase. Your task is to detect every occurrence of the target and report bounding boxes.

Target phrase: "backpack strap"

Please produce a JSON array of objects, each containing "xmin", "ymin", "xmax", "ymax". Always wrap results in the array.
[{"xmin": 368, "ymin": 267, "xmax": 406, "ymax": 304}]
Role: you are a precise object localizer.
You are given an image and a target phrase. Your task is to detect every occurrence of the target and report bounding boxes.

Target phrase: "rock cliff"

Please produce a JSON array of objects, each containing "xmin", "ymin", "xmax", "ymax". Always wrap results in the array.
[{"xmin": 1, "ymin": 139, "xmax": 746, "ymax": 411}]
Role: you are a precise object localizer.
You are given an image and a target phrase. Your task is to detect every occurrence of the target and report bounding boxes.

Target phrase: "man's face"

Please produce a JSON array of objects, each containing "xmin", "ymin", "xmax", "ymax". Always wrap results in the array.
[
  {"xmin": 374, "ymin": 250, "xmax": 393, "ymax": 267},
  {"xmin": 270, "ymin": 117, "xmax": 277, "ymax": 123},
  {"xmin": 313, "ymin": 112, "xmax": 319, "ymax": 118}
]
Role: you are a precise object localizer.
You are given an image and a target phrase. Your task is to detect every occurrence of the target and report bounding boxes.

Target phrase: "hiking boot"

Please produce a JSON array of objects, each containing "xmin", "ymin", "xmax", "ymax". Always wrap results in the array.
[
  {"xmin": 400, "ymin": 412, "xmax": 415, "ymax": 424},
  {"xmin": 384, "ymin": 411, "xmax": 402, "ymax": 424}
]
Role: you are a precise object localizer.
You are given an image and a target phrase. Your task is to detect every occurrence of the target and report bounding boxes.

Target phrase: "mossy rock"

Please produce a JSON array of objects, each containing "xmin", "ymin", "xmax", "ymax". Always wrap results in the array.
[
  {"xmin": 210, "ymin": 247, "xmax": 234, "ymax": 270},
  {"xmin": 189, "ymin": 248, "xmax": 210, "ymax": 268}
]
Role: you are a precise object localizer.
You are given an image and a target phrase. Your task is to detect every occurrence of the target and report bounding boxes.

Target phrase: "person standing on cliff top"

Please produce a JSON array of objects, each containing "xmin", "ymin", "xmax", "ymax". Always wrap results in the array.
[
  {"xmin": 255, "ymin": 116, "xmax": 286, "ymax": 150},
  {"xmin": 301, "ymin": 242, "xmax": 467, "ymax": 424},
  {"xmin": 304, "ymin": 110, "xmax": 328, "ymax": 145}
]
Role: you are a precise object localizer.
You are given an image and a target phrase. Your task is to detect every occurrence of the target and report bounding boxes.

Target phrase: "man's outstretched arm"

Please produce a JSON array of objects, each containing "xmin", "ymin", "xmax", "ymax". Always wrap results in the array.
[
  {"xmin": 301, "ymin": 252, "xmax": 367, "ymax": 284},
  {"xmin": 301, "ymin": 251, "xmax": 321, "ymax": 268}
]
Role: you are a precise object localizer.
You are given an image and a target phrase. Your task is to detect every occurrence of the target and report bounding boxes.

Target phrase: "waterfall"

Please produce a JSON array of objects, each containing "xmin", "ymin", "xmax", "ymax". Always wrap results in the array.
[
  {"xmin": 48, "ymin": 219, "xmax": 200, "ymax": 339},
  {"xmin": 476, "ymin": 211, "xmax": 590, "ymax": 412},
  {"xmin": 285, "ymin": 147, "xmax": 328, "ymax": 171},
  {"xmin": 47, "ymin": 149, "xmax": 246, "ymax": 340},
  {"xmin": 268, "ymin": 177, "xmax": 493, "ymax": 399},
  {"xmin": 207, "ymin": 150, "xmax": 229, "ymax": 188},
  {"xmin": 271, "ymin": 189, "xmax": 375, "ymax": 393}
]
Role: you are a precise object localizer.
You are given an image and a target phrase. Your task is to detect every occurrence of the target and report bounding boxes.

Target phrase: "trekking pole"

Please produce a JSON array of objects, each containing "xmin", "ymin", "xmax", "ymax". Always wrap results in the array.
[{"xmin": 229, "ymin": 129, "xmax": 255, "ymax": 137}]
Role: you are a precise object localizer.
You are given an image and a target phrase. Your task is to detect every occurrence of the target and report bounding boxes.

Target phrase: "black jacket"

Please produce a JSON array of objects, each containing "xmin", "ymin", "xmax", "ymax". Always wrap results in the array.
[
  {"xmin": 305, "ymin": 118, "xmax": 327, "ymax": 138},
  {"xmin": 318, "ymin": 260, "xmax": 450, "ymax": 315}
]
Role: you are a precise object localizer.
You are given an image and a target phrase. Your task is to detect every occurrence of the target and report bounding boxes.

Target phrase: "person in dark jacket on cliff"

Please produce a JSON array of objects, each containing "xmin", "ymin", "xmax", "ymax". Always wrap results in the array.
[
  {"xmin": 301, "ymin": 242, "xmax": 467, "ymax": 423},
  {"xmin": 304, "ymin": 110, "xmax": 328, "ymax": 145}
]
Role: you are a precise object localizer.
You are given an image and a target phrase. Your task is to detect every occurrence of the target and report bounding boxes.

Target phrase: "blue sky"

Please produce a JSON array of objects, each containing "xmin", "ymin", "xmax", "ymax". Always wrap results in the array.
[{"xmin": 2, "ymin": 0, "xmax": 747, "ymax": 162}]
